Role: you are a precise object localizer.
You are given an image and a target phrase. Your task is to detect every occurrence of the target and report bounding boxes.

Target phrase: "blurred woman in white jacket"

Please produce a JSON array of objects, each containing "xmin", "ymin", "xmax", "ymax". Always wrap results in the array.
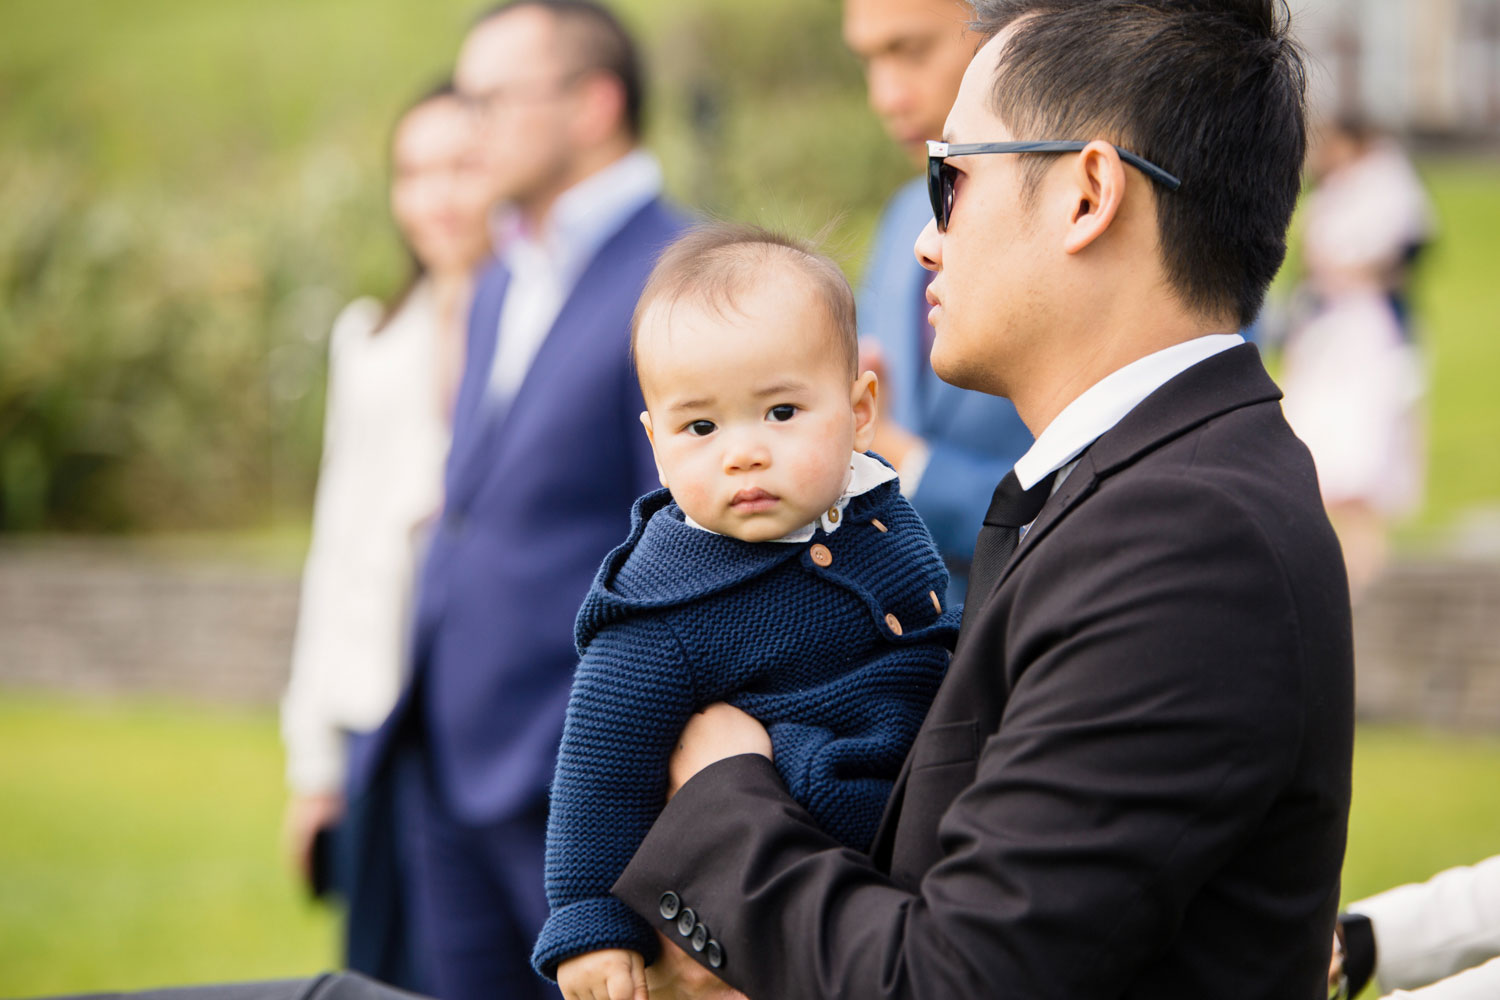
[{"xmin": 279, "ymin": 81, "xmax": 490, "ymax": 989}]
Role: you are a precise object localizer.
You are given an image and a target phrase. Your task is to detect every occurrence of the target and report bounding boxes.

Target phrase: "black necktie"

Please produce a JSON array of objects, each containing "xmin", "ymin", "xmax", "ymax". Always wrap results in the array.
[{"xmin": 962, "ymin": 469, "xmax": 1058, "ymax": 626}]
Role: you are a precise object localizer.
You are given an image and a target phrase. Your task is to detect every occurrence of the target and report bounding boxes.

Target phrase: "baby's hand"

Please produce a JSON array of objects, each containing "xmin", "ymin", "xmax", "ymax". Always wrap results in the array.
[{"xmin": 557, "ymin": 947, "xmax": 648, "ymax": 1000}]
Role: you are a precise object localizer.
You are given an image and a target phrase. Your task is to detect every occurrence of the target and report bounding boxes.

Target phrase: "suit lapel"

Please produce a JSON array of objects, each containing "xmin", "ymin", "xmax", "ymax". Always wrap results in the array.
[{"xmin": 444, "ymin": 264, "xmax": 510, "ymax": 509}]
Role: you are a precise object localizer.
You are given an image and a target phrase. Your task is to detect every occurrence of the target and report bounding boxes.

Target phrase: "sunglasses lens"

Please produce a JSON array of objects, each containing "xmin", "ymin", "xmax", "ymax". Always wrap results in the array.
[
  {"xmin": 943, "ymin": 164, "xmax": 955, "ymax": 230},
  {"xmin": 928, "ymin": 160, "xmax": 958, "ymax": 232},
  {"xmin": 927, "ymin": 157, "xmax": 946, "ymax": 232}
]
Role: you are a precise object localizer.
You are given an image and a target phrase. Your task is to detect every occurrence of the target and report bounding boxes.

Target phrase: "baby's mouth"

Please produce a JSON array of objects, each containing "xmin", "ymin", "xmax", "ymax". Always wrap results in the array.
[{"xmin": 730, "ymin": 488, "xmax": 778, "ymax": 512}]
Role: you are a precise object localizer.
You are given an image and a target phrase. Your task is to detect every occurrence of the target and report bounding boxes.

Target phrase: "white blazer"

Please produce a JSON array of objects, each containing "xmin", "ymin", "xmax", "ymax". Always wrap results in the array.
[
  {"xmin": 1351, "ymin": 855, "xmax": 1500, "ymax": 999},
  {"xmin": 280, "ymin": 282, "xmax": 452, "ymax": 794}
]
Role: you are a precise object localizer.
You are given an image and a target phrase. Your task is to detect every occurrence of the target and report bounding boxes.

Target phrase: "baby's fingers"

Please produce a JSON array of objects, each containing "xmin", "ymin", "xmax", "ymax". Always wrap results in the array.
[
  {"xmin": 603, "ymin": 967, "xmax": 638, "ymax": 1000},
  {"xmin": 630, "ymin": 950, "xmax": 649, "ymax": 1000}
]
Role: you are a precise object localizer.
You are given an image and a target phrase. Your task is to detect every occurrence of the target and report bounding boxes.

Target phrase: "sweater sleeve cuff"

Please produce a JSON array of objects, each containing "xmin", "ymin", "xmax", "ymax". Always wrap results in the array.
[
  {"xmin": 281, "ymin": 710, "xmax": 346, "ymax": 795},
  {"xmin": 531, "ymin": 895, "xmax": 659, "ymax": 982},
  {"xmin": 1338, "ymin": 912, "xmax": 1376, "ymax": 998}
]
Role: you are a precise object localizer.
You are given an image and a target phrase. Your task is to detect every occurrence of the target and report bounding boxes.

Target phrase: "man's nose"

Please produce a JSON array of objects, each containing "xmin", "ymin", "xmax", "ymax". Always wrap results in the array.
[
  {"xmin": 866, "ymin": 61, "xmax": 912, "ymax": 122},
  {"xmin": 915, "ymin": 217, "xmax": 942, "ymax": 272}
]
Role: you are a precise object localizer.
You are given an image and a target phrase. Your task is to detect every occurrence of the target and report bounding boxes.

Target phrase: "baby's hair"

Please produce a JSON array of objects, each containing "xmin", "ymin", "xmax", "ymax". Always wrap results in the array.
[{"xmin": 631, "ymin": 221, "xmax": 859, "ymax": 379}]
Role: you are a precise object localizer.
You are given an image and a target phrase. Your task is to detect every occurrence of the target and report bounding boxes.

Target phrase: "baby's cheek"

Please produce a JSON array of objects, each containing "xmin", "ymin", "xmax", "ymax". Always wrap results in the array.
[
  {"xmin": 787, "ymin": 448, "xmax": 848, "ymax": 506},
  {"xmin": 669, "ymin": 478, "xmax": 714, "ymax": 518}
]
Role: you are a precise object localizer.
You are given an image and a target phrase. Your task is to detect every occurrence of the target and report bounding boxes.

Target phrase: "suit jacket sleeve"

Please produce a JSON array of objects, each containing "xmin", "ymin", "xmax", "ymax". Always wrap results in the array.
[
  {"xmin": 615, "ymin": 472, "xmax": 1318, "ymax": 999},
  {"xmin": 532, "ymin": 616, "xmax": 698, "ymax": 980}
]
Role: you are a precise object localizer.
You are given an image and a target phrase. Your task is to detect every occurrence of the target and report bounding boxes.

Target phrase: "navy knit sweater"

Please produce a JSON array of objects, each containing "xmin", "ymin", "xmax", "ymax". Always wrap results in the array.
[{"xmin": 531, "ymin": 475, "xmax": 960, "ymax": 980}]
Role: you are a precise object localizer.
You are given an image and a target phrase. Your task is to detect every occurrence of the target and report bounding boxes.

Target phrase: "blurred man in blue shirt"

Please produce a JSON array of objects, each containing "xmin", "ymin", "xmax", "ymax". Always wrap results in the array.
[{"xmin": 843, "ymin": 0, "xmax": 1033, "ymax": 602}]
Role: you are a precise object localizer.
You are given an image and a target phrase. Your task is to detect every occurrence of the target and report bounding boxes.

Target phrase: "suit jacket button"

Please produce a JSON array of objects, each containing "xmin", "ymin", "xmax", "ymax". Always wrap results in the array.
[
  {"xmin": 706, "ymin": 940, "xmax": 724, "ymax": 969},
  {"xmin": 810, "ymin": 543, "xmax": 833, "ymax": 567},
  {"xmin": 658, "ymin": 892, "xmax": 681, "ymax": 920},
  {"xmin": 676, "ymin": 908, "xmax": 697, "ymax": 937},
  {"xmin": 885, "ymin": 612, "xmax": 903, "ymax": 636},
  {"xmin": 691, "ymin": 923, "xmax": 709, "ymax": 952}
]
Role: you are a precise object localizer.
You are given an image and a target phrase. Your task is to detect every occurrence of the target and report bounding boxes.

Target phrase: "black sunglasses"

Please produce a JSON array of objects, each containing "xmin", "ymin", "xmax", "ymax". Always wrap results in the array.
[{"xmin": 926, "ymin": 140, "xmax": 1183, "ymax": 232}]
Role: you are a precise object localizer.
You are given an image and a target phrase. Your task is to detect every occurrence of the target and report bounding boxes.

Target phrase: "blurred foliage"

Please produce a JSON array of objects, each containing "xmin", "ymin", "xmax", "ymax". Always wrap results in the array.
[
  {"xmin": 0, "ymin": 0, "xmax": 908, "ymax": 532},
  {"xmin": 4, "ymin": 0, "xmax": 1497, "ymax": 534}
]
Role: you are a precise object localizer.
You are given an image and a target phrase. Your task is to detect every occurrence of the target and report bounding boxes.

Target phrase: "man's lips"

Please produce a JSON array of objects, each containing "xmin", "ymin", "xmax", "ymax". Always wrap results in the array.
[{"xmin": 730, "ymin": 488, "xmax": 778, "ymax": 512}]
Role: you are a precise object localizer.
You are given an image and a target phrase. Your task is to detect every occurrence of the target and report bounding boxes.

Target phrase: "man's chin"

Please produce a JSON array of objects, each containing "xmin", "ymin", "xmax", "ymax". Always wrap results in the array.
[{"xmin": 930, "ymin": 347, "xmax": 996, "ymax": 397}]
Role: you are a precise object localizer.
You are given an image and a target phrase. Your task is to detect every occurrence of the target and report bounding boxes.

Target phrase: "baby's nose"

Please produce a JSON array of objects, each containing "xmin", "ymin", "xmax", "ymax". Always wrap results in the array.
[{"xmin": 723, "ymin": 432, "xmax": 771, "ymax": 470}]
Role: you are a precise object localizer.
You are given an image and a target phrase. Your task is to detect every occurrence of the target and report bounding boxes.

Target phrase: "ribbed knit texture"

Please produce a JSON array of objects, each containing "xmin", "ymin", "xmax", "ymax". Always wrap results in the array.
[{"xmin": 531, "ymin": 473, "xmax": 960, "ymax": 980}]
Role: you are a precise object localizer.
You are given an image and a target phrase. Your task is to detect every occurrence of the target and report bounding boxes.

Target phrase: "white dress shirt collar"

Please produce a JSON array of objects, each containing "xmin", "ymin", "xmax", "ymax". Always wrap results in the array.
[
  {"xmin": 684, "ymin": 451, "xmax": 899, "ymax": 543},
  {"xmin": 1013, "ymin": 333, "xmax": 1245, "ymax": 490}
]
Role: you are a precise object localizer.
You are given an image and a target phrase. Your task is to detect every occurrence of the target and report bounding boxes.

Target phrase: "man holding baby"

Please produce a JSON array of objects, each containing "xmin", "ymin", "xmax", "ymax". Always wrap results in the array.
[{"xmin": 612, "ymin": 2, "xmax": 1355, "ymax": 999}]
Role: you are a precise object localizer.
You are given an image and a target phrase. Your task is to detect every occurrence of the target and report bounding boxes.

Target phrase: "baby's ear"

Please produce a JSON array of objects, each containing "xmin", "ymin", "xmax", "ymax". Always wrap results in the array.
[
  {"xmin": 639, "ymin": 411, "xmax": 669, "ymax": 487},
  {"xmin": 851, "ymin": 371, "xmax": 878, "ymax": 452}
]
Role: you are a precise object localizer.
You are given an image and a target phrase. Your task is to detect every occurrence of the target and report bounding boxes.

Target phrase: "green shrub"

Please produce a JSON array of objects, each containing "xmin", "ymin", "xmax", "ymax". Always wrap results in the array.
[{"xmin": 0, "ymin": 0, "xmax": 911, "ymax": 532}]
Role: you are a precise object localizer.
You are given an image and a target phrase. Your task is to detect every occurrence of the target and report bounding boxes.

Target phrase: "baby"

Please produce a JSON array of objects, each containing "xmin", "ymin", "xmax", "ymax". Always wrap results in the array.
[{"xmin": 530, "ymin": 223, "xmax": 960, "ymax": 999}]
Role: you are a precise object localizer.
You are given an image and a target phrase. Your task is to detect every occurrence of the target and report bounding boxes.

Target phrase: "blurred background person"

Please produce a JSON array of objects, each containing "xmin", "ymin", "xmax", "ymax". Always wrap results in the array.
[
  {"xmin": 1280, "ymin": 117, "xmax": 1434, "ymax": 600},
  {"xmin": 279, "ymin": 82, "xmax": 491, "ymax": 991},
  {"xmin": 841, "ymin": 0, "xmax": 1033, "ymax": 603},
  {"xmin": 346, "ymin": 4, "xmax": 687, "ymax": 999},
  {"xmin": 1332, "ymin": 854, "xmax": 1500, "ymax": 998}
]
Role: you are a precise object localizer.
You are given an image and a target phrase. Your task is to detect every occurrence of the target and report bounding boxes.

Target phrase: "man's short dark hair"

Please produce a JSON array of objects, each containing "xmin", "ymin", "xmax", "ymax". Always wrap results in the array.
[
  {"xmin": 632, "ymin": 223, "xmax": 860, "ymax": 381},
  {"xmin": 476, "ymin": 0, "xmax": 645, "ymax": 138},
  {"xmin": 969, "ymin": 0, "xmax": 1307, "ymax": 327}
]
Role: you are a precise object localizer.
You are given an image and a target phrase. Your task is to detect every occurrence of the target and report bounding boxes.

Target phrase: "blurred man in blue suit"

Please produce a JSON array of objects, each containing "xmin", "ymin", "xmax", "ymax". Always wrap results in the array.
[
  {"xmin": 844, "ymin": 0, "xmax": 1033, "ymax": 601},
  {"xmin": 352, "ymin": 4, "xmax": 685, "ymax": 999}
]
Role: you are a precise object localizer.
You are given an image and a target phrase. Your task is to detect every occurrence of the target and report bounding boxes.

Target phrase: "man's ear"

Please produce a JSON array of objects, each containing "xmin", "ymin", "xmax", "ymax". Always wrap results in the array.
[
  {"xmin": 573, "ymin": 71, "xmax": 628, "ymax": 145},
  {"xmin": 638, "ymin": 410, "xmax": 669, "ymax": 488},
  {"xmin": 851, "ymin": 371, "xmax": 879, "ymax": 453},
  {"xmin": 1062, "ymin": 140, "xmax": 1127, "ymax": 255}
]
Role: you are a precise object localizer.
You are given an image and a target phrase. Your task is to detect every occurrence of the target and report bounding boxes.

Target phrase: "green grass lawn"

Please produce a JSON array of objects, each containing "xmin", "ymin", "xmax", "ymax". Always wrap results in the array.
[
  {"xmin": 1410, "ymin": 158, "xmax": 1500, "ymax": 534},
  {"xmin": 1, "ymin": 694, "xmax": 1497, "ymax": 996},
  {"xmin": 0, "ymin": 696, "xmax": 336, "ymax": 996}
]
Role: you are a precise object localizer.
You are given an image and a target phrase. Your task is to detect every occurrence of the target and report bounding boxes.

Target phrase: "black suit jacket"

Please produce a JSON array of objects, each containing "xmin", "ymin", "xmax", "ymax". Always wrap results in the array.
[{"xmin": 614, "ymin": 345, "xmax": 1354, "ymax": 999}]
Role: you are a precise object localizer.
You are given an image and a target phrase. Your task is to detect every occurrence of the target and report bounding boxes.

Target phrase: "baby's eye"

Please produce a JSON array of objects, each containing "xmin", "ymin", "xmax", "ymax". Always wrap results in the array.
[
  {"xmin": 685, "ymin": 420, "xmax": 716, "ymax": 436},
  {"xmin": 767, "ymin": 404, "xmax": 798, "ymax": 423}
]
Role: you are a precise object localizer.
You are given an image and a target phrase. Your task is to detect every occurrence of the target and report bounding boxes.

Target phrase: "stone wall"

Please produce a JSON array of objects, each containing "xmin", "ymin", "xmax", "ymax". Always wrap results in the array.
[
  {"xmin": 1354, "ymin": 558, "xmax": 1500, "ymax": 730},
  {"xmin": 2, "ymin": 539, "xmax": 1498, "ymax": 729},
  {"xmin": 0, "ymin": 539, "xmax": 299, "ymax": 705}
]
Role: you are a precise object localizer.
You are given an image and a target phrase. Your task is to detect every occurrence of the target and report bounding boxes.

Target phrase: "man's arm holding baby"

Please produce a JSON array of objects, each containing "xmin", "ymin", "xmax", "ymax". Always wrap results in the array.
[{"xmin": 631, "ymin": 704, "xmax": 769, "ymax": 1000}]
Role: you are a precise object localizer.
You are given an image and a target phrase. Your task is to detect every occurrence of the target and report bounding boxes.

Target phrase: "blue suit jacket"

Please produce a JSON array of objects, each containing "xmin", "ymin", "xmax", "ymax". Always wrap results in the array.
[
  {"xmin": 356, "ymin": 197, "xmax": 688, "ymax": 826},
  {"xmin": 859, "ymin": 178, "xmax": 1034, "ymax": 599}
]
